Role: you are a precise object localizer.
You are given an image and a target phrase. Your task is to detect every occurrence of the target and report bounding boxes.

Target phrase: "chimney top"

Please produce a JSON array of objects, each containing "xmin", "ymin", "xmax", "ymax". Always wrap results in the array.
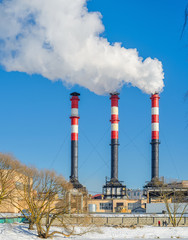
[
  {"xmin": 110, "ymin": 92, "xmax": 119, "ymax": 96},
  {"xmin": 70, "ymin": 92, "xmax": 80, "ymax": 96}
]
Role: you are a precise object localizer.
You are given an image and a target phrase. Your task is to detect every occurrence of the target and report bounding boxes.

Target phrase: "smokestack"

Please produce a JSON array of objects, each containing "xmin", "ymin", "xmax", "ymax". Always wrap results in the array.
[
  {"xmin": 102, "ymin": 92, "xmax": 126, "ymax": 198},
  {"xmin": 150, "ymin": 93, "xmax": 160, "ymax": 180},
  {"xmin": 110, "ymin": 92, "xmax": 120, "ymax": 182},
  {"xmin": 70, "ymin": 92, "xmax": 80, "ymax": 187}
]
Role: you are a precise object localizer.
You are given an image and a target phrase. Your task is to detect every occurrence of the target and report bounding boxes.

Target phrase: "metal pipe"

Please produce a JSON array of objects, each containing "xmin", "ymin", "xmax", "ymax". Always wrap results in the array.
[
  {"xmin": 110, "ymin": 92, "xmax": 120, "ymax": 181},
  {"xmin": 150, "ymin": 93, "xmax": 160, "ymax": 179}
]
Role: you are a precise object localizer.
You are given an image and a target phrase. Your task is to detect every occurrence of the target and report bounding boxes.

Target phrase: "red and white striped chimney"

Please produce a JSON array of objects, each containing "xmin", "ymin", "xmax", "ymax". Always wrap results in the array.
[
  {"xmin": 70, "ymin": 92, "xmax": 80, "ymax": 182},
  {"xmin": 150, "ymin": 93, "xmax": 160, "ymax": 180},
  {"xmin": 110, "ymin": 92, "xmax": 120, "ymax": 182}
]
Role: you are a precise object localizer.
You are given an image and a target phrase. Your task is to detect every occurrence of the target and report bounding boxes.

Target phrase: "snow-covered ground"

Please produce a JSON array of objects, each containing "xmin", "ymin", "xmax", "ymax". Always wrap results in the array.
[
  {"xmin": 0, "ymin": 223, "xmax": 188, "ymax": 239},
  {"xmin": 0, "ymin": 213, "xmax": 22, "ymax": 217}
]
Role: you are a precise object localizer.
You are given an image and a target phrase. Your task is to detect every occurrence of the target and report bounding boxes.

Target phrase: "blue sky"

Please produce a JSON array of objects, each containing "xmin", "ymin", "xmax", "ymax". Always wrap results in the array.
[{"xmin": 0, "ymin": 0, "xmax": 188, "ymax": 194}]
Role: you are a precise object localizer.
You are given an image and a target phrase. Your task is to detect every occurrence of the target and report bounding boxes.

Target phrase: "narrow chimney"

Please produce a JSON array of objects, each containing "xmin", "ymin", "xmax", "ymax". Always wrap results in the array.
[
  {"xmin": 110, "ymin": 92, "xmax": 120, "ymax": 182},
  {"xmin": 102, "ymin": 92, "xmax": 126, "ymax": 198},
  {"xmin": 150, "ymin": 93, "xmax": 160, "ymax": 180},
  {"xmin": 70, "ymin": 92, "xmax": 80, "ymax": 183}
]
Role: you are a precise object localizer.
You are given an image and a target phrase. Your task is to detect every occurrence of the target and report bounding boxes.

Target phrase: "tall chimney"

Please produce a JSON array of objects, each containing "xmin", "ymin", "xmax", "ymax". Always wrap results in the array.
[
  {"xmin": 110, "ymin": 92, "xmax": 120, "ymax": 182},
  {"xmin": 70, "ymin": 92, "xmax": 80, "ymax": 184},
  {"xmin": 150, "ymin": 93, "xmax": 160, "ymax": 180},
  {"xmin": 102, "ymin": 92, "xmax": 126, "ymax": 198}
]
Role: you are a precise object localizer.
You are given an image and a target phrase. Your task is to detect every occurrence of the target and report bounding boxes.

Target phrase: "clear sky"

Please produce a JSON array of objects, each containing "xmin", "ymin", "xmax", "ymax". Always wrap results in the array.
[{"xmin": 0, "ymin": 0, "xmax": 188, "ymax": 194}]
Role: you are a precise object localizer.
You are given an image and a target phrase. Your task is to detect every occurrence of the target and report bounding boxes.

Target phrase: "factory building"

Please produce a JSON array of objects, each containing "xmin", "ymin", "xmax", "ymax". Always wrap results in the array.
[
  {"xmin": 127, "ymin": 189, "xmax": 145, "ymax": 200},
  {"xmin": 67, "ymin": 91, "xmax": 188, "ymax": 209},
  {"xmin": 87, "ymin": 196, "xmax": 147, "ymax": 213},
  {"xmin": 146, "ymin": 202, "xmax": 188, "ymax": 214}
]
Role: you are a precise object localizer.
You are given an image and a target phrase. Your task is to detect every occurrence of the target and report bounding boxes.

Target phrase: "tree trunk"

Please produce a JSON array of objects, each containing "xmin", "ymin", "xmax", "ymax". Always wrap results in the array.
[
  {"xmin": 36, "ymin": 223, "xmax": 46, "ymax": 238},
  {"xmin": 28, "ymin": 221, "xmax": 34, "ymax": 230}
]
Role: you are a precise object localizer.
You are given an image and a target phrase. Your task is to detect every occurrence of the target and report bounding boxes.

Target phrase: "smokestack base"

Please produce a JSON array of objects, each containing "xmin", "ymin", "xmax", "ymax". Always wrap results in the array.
[
  {"xmin": 70, "ymin": 177, "xmax": 84, "ymax": 189},
  {"xmin": 102, "ymin": 177, "xmax": 126, "ymax": 199}
]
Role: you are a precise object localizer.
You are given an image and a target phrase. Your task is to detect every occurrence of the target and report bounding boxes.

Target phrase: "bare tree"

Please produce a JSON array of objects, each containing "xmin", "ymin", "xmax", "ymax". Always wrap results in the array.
[
  {"xmin": 0, "ymin": 153, "xmax": 93, "ymax": 238},
  {"xmin": 11, "ymin": 166, "xmax": 92, "ymax": 238},
  {"xmin": 181, "ymin": 4, "xmax": 188, "ymax": 39},
  {"xmin": 145, "ymin": 178, "xmax": 188, "ymax": 227},
  {"xmin": 0, "ymin": 153, "xmax": 23, "ymax": 212},
  {"xmin": 11, "ymin": 167, "xmax": 69, "ymax": 236},
  {"xmin": 158, "ymin": 181, "xmax": 188, "ymax": 227}
]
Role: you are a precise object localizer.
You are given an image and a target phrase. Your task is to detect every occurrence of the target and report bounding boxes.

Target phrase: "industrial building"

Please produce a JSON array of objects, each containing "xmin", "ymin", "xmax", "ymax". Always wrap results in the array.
[
  {"xmin": 127, "ymin": 189, "xmax": 145, "ymax": 200},
  {"xmin": 0, "ymin": 92, "xmax": 187, "ymax": 215},
  {"xmin": 146, "ymin": 202, "xmax": 188, "ymax": 214},
  {"xmin": 67, "ymin": 91, "xmax": 188, "ymax": 213},
  {"xmin": 88, "ymin": 196, "xmax": 147, "ymax": 213}
]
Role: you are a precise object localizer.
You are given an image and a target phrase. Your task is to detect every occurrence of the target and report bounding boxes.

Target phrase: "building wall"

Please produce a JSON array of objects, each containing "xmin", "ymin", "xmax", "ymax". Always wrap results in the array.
[
  {"xmin": 88, "ymin": 198, "xmax": 147, "ymax": 213},
  {"xmin": 146, "ymin": 203, "xmax": 188, "ymax": 214},
  {"xmin": 0, "ymin": 170, "xmax": 31, "ymax": 213},
  {"xmin": 46, "ymin": 214, "xmax": 188, "ymax": 227},
  {"xmin": 126, "ymin": 189, "xmax": 144, "ymax": 200}
]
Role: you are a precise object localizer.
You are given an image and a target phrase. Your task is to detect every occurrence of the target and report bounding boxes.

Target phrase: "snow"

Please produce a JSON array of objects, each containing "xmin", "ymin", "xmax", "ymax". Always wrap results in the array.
[
  {"xmin": 0, "ymin": 213, "xmax": 22, "ymax": 217},
  {"xmin": 0, "ymin": 223, "xmax": 188, "ymax": 239}
]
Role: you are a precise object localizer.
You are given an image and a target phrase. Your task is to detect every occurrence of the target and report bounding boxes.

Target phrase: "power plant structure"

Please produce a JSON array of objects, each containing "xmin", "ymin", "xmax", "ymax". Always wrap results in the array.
[
  {"xmin": 68, "ymin": 91, "xmax": 161, "ymax": 193},
  {"xmin": 151, "ymin": 93, "xmax": 160, "ymax": 181},
  {"xmin": 143, "ymin": 93, "xmax": 161, "ymax": 194},
  {"xmin": 142, "ymin": 92, "xmax": 161, "ymax": 188},
  {"xmin": 69, "ymin": 92, "xmax": 84, "ymax": 189},
  {"xmin": 102, "ymin": 93, "xmax": 126, "ymax": 199},
  {"xmin": 67, "ymin": 92, "xmax": 187, "ymax": 202},
  {"xmin": 144, "ymin": 93, "xmax": 188, "ymax": 201}
]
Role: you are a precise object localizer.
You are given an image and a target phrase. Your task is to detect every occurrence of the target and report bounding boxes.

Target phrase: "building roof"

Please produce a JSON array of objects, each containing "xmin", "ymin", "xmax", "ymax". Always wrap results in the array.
[{"xmin": 91, "ymin": 194, "xmax": 102, "ymax": 199}]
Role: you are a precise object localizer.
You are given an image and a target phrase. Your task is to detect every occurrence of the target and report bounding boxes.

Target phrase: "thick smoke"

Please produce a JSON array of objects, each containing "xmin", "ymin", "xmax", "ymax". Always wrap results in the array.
[{"xmin": 0, "ymin": 0, "xmax": 164, "ymax": 95}]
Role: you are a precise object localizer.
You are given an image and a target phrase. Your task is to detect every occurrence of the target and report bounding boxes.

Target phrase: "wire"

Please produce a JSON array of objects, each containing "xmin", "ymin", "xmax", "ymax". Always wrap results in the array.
[
  {"xmin": 120, "ymin": 126, "xmax": 149, "ymax": 162},
  {"xmin": 79, "ymin": 126, "xmax": 110, "ymax": 170},
  {"xmin": 119, "ymin": 123, "xmax": 150, "ymax": 153},
  {"xmin": 82, "ymin": 123, "xmax": 150, "ymax": 186},
  {"xmin": 49, "ymin": 131, "xmax": 69, "ymax": 169},
  {"xmin": 160, "ymin": 130, "xmax": 180, "ymax": 179},
  {"xmin": 79, "ymin": 126, "xmax": 110, "ymax": 169},
  {"xmin": 82, "ymin": 162, "xmax": 107, "ymax": 184}
]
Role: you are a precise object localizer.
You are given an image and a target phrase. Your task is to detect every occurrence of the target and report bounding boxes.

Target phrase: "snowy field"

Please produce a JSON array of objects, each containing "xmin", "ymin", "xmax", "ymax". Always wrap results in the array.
[{"xmin": 0, "ymin": 223, "xmax": 188, "ymax": 239}]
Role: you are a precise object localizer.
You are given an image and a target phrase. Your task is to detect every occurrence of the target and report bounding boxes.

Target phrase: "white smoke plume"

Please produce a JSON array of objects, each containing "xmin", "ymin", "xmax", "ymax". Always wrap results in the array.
[{"xmin": 0, "ymin": 0, "xmax": 164, "ymax": 95}]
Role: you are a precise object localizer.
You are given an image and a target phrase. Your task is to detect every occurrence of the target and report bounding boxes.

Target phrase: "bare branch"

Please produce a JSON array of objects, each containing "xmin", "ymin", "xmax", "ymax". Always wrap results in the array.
[{"xmin": 181, "ymin": 4, "xmax": 188, "ymax": 39}]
